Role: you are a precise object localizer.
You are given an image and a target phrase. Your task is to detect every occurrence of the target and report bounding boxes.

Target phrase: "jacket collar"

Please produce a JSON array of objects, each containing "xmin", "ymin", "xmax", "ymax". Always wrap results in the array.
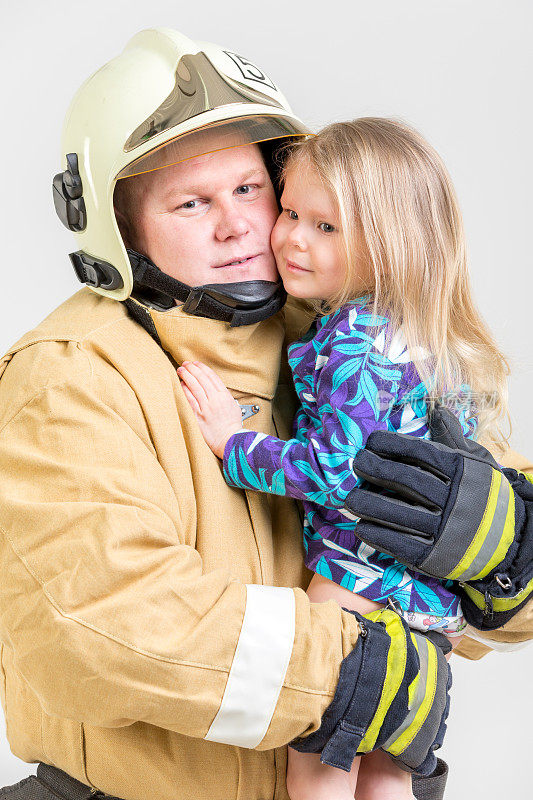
[{"xmin": 144, "ymin": 302, "xmax": 285, "ymax": 400}]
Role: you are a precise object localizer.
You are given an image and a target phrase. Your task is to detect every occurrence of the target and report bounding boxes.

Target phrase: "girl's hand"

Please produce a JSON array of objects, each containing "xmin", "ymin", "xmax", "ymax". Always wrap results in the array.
[{"xmin": 177, "ymin": 361, "xmax": 243, "ymax": 458}]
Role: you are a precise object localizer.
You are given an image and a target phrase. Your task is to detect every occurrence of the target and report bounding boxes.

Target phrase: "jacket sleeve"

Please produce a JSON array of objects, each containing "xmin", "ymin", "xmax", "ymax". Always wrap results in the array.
[
  {"xmin": 0, "ymin": 344, "xmax": 361, "ymax": 749},
  {"xmin": 222, "ymin": 327, "xmax": 406, "ymax": 509}
]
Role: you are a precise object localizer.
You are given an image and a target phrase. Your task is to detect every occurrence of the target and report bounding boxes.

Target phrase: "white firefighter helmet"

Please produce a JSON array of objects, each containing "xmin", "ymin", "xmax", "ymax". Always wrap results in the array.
[{"xmin": 53, "ymin": 27, "xmax": 310, "ymax": 300}]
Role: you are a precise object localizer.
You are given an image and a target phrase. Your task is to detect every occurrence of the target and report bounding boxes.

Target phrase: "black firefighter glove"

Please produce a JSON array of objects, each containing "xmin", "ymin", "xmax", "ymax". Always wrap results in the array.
[
  {"xmin": 289, "ymin": 608, "xmax": 451, "ymax": 776},
  {"xmin": 343, "ymin": 405, "xmax": 533, "ymax": 630}
]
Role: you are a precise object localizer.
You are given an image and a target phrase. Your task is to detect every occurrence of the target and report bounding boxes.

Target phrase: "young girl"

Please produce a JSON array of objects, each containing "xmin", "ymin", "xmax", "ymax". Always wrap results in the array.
[{"xmin": 177, "ymin": 119, "xmax": 509, "ymax": 800}]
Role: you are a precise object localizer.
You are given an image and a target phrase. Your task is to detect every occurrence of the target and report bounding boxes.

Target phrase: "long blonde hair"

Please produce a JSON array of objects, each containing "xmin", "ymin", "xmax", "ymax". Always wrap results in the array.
[{"xmin": 282, "ymin": 118, "xmax": 509, "ymax": 448}]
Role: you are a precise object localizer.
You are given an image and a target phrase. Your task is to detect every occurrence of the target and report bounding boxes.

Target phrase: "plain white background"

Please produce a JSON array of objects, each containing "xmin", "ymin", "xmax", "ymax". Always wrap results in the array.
[{"xmin": 0, "ymin": 1, "xmax": 531, "ymax": 797}]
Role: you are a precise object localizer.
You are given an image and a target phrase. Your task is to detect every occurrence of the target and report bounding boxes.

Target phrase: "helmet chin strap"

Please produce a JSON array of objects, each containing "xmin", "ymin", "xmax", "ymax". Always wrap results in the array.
[{"xmin": 127, "ymin": 249, "xmax": 286, "ymax": 327}]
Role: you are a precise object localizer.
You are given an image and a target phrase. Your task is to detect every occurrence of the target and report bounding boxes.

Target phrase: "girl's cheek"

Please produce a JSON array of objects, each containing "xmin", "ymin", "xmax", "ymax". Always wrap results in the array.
[{"xmin": 270, "ymin": 215, "xmax": 286, "ymax": 255}]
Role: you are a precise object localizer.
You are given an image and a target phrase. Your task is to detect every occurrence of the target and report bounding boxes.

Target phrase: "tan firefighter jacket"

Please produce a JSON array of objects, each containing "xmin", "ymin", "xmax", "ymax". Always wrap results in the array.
[{"xmin": 0, "ymin": 289, "xmax": 531, "ymax": 800}]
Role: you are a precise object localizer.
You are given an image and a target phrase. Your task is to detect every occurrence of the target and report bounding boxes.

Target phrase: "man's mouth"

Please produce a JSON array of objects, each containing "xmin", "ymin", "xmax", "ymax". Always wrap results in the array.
[{"xmin": 214, "ymin": 254, "xmax": 259, "ymax": 268}]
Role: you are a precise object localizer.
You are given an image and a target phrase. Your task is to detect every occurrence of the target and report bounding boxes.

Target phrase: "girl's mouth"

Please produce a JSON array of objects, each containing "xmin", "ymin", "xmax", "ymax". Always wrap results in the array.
[{"xmin": 286, "ymin": 260, "xmax": 311, "ymax": 273}]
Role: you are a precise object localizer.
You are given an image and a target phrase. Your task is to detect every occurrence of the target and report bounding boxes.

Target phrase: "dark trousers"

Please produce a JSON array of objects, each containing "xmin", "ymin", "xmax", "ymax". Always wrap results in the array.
[
  {"xmin": 0, "ymin": 764, "xmax": 120, "ymax": 800},
  {"xmin": 0, "ymin": 759, "xmax": 449, "ymax": 800}
]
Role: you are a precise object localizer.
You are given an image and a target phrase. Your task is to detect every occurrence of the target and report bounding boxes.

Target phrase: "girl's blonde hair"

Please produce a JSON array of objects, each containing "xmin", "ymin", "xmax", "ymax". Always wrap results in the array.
[{"xmin": 283, "ymin": 118, "xmax": 509, "ymax": 448}]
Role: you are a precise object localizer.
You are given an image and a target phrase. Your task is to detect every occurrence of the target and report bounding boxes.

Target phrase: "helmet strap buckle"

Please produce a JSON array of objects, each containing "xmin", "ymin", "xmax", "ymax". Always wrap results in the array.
[
  {"xmin": 70, "ymin": 251, "xmax": 124, "ymax": 291},
  {"xmin": 182, "ymin": 287, "xmax": 208, "ymax": 315}
]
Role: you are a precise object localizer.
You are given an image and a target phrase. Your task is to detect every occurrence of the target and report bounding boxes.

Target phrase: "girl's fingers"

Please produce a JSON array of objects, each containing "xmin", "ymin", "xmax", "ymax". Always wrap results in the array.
[
  {"xmin": 181, "ymin": 383, "xmax": 201, "ymax": 415},
  {"xmin": 195, "ymin": 362, "xmax": 229, "ymax": 392},
  {"xmin": 182, "ymin": 361, "xmax": 227, "ymax": 394},
  {"xmin": 179, "ymin": 363, "xmax": 216, "ymax": 395},
  {"xmin": 179, "ymin": 364, "xmax": 241, "ymax": 435},
  {"xmin": 177, "ymin": 367, "xmax": 209, "ymax": 405}
]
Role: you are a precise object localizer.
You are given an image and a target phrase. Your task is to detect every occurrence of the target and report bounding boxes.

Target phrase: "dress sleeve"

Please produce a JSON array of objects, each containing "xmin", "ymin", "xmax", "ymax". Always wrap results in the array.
[{"xmin": 223, "ymin": 315, "xmax": 408, "ymax": 509}]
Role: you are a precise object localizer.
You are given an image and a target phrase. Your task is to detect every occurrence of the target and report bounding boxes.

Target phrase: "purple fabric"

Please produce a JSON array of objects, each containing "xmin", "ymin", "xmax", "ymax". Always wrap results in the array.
[{"xmin": 223, "ymin": 301, "xmax": 476, "ymax": 619}]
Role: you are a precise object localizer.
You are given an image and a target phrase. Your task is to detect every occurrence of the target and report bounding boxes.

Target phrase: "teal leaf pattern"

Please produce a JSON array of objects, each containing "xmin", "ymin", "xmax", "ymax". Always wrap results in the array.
[{"xmin": 222, "ymin": 300, "xmax": 477, "ymax": 620}]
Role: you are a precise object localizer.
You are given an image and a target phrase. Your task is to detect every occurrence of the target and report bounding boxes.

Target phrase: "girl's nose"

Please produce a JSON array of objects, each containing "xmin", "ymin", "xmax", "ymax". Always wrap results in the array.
[{"xmin": 287, "ymin": 223, "xmax": 306, "ymax": 251}]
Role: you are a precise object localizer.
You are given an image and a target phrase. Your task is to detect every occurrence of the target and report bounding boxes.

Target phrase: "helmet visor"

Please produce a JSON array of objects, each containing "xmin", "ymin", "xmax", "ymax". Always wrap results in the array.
[{"xmin": 116, "ymin": 115, "xmax": 309, "ymax": 180}]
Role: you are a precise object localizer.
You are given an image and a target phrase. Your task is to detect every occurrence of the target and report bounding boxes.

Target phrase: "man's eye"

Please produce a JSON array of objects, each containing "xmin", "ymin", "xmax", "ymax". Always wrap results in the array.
[
  {"xmin": 235, "ymin": 184, "xmax": 256, "ymax": 195},
  {"xmin": 318, "ymin": 222, "xmax": 335, "ymax": 233},
  {"xmin": 179, "ymin": 199, "xmax": 201, "ymax": 210}
]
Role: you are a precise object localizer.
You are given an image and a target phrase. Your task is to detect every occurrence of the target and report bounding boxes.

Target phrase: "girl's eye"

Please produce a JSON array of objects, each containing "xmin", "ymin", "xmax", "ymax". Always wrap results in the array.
[
  {"xmin": 284, "ymin": 209, "xmax": 298, "ymax": 220},
  {"xmin": 318, "ymin": 222, "xmax": 336, "ymax": 233}
]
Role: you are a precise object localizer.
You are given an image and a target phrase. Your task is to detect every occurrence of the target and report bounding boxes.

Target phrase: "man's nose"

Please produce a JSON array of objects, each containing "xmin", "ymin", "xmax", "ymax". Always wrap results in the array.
[{"xmin": 214, "ymin": 199, "xmax": 250, "ymax": 241}]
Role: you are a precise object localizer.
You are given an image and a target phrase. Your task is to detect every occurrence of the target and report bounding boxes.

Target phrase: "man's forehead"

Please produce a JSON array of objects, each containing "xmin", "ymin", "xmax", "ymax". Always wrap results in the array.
[
  {"xmin": 187, "ymin": 140, "xmax": 263, "ymax": 168},
  {"xmin": 155, "ymin": 143, "xmax": 267, "ymax": 196}
]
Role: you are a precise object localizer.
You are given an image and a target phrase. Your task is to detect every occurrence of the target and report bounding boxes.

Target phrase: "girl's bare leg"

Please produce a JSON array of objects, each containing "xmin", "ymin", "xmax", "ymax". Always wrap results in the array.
[
  {"xmin": 285, "ymin": 573, "xmax": 378, "ymax": 800},
  {"xmin": 356, "ymin": 750, "xmax": 414, "ymax": 800},
  {"xmin": 286, "ymin": 747, "xmax": 360, "ymax": 800},
  {"xmin": 300, "ymin": 574, "xmax": 460, "ymax": 799},
  {"xmin": 296, "ymin": 573, "xmax": 431, "ymax": 800},
  {"xmin": 355, "ymin": 623, "xmax": 459, "ymax": 799}
]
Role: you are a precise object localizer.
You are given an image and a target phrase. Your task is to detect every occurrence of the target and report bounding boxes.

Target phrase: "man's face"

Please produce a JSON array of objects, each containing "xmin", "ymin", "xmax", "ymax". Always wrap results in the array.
[{"xmin": 123, "ymin": 144, "xmax": 280, "ymax": 286}]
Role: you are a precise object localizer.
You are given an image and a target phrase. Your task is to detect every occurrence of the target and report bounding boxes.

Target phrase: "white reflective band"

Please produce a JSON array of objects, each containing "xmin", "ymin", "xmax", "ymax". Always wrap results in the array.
[
  {"xmin": 465, "ymin": 625, "xmax": 532, "ymax": 653},
  {"xmin": 204, "ymin": 584, "xmax": 296, "ymax": 748}
]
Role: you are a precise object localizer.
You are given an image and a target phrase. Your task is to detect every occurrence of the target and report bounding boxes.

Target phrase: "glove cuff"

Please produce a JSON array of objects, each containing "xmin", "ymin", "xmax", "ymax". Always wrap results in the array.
[
  {"xmin": 289, "ymin": 610, "xmax": 450, "ymax": 775},
  {"xmin": 461, "ymin": 572, "xmax": 533, "ymax": 629},
  {"xmin": 288, "ymin": 611, "xmax": 389, "ymax": 771},
  {"xmin": 462, "ymin": 469, "xmax": 533, "ymax": 629}
]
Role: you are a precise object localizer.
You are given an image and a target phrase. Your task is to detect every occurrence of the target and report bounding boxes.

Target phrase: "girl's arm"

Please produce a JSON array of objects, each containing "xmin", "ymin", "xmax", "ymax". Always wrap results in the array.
[{"xmin": 178, "ymin": 328, "xmax": 409, "ymax": 509}]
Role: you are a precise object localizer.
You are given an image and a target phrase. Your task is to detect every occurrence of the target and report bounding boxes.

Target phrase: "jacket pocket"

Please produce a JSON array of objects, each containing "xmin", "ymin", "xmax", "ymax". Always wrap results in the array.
[{"xmin": 40, "ymin": 711, "xmax": 95, "ymax": 787}]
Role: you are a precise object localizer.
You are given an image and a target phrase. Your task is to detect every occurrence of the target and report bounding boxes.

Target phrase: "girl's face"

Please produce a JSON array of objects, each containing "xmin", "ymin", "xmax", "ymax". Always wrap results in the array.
[{"xmin": 271, "ymin": 164, "xmax": 361, "ymax": 301}]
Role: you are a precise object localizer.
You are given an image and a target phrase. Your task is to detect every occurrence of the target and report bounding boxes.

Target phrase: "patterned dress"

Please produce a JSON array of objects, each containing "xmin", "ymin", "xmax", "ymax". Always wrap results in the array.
[{"xmin": 223, "ymin": 300, "xmax": 476, "ymax": 635}]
